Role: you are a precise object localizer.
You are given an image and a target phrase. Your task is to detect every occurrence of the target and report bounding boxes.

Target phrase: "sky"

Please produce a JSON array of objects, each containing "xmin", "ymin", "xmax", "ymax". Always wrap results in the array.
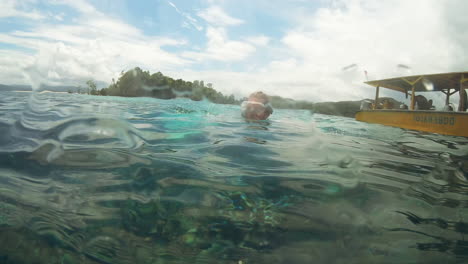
[{"xmin": 1, "ymin": 0, "xmax": 468, "ymax": 102}]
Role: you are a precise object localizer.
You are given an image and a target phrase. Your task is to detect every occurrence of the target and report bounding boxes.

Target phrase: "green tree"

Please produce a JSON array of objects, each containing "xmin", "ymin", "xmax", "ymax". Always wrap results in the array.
[
  {"xmin": 99, "ymin": 88, "xmax": 107, "ymax": 96},
  {"xmin": 86, "ymin": 80, "xmax": 97, "ymax": 95}
]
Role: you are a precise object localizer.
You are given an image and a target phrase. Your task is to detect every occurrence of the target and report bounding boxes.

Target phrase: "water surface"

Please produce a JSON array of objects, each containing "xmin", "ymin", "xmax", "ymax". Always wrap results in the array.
[{"xmin": 0, "ymin": 91, "xmax": 467, "ymax": 264}]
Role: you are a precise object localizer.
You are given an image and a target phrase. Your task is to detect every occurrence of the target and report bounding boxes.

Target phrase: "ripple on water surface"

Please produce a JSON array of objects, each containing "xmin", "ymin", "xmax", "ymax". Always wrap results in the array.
[{"xmin": 0, "ymin": 91, "xmax": 467, "ymax": 264}]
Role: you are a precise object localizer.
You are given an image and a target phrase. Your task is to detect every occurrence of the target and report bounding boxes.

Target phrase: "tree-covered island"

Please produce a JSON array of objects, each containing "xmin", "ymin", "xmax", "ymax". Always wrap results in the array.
[
  {"xmin": 89, "ymin": 67, "xmax": 317, "ymax": 109},
  {"xmin": 94, "ymin": 67, "xmax": 239, "ymax": 104}
]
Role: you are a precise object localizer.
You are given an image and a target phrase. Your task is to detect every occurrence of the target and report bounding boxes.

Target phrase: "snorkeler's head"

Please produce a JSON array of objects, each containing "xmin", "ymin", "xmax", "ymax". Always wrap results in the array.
[
  {"xmin": 248, "ymin": 91, "xmax": 269, "ymax": 104},
  {"xmin": 241, "ymin": 91, "xmax": 273, "ymax": 120}
]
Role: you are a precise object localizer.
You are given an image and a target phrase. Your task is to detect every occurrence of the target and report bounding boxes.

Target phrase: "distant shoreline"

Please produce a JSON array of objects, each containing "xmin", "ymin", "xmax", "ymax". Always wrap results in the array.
[
  {"xmin": 4, "ymin": 89, "xmax": 370, "ymax": 118},
  {"xmin": 10, "ymin": 90, "xmax": 69, "ymax": 94},
  {"xmin": 2, "ymin": 80, "xmax": 388, "ymax": 118}
]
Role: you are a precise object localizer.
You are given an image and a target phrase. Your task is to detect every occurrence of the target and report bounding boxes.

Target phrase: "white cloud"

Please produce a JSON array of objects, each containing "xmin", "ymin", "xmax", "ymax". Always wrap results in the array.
[
  {"xmin": 0, "ymin": 0, "xmax": 45, "ymax": 20},
  {"xmin": 0, "ymin": 1, "xmax": 191, "ymax": 89},
  {"xmin": 197, "ymin": 6, "xmax": 243, "ymax": 26},
  {"xmin": 20, "ymin": 31, "xmax": 188, "ymax": 87},
  {"xmin": 0, "ymin": 50, "xmax": 35, "ymax": 85},
  {"xmin": 167, "ymin": 0, "xmax": 468, "ymax": 103},
  {"xmin": 268, "ymin": 58, "xmax": 298, "ymax": 71},
  {"xmin": 264, "ymin": 0, "xmax": 468, "ymax": 101},
  {"xmin": 51, "ymin": 0, "xmax": 98, "ymax": 15},
  {"xmin": 282, "ymin": 0, "xmax": 454, "ymax": 76},
  {"xmin": 182, "ymin": 27, "xmax": 255, "ymax": 62},
  {"xmin": 0, "ymin": 1, "xmax": 257, "ymax": 89},
  {"xmin": 177, "ymin": 4, "xmax": 254, "ymax": 62},
  {"xmin": 245, "ymin": 35, "xmax": 270, "ymax": 46},
  {"xmin": 192, "ymin": 0, "xmax": 468, "ymax": 102},
  {"xmin": 48, "ymin": 12, "xmax": 65, "ymax": 21}
]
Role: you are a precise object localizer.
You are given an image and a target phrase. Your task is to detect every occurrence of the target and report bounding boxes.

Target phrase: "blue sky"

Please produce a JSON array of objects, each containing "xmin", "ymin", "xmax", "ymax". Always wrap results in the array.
[{"xmin": 1, "ymin": 0, "xmax": 468, "ymax": 103}]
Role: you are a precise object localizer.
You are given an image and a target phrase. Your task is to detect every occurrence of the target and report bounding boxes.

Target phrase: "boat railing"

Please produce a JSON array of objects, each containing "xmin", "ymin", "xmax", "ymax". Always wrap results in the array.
[{"xmin": 359, "ymin": 109, "xmax": 468, "ymax": 114}]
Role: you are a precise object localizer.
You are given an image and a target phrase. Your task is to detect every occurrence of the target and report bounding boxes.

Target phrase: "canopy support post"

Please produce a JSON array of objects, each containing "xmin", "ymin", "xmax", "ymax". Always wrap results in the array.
[
  {"xmin": 446, "ymin": 88, "xmax": 451, "ymax": 106},
  {"xmin": 374, "ymin": 86, "xmax": 380, "ymax": 110},
  {"xmin": 459, "ymin": 73, "xmax": 468, "ymax": 111},
  {"xmin": 410, "ymin": 85, "xmax": 416, "ymax": 110}
]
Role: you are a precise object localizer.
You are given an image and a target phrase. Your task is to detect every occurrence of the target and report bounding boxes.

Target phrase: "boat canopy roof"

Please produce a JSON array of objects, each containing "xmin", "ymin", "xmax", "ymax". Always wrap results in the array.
[{"xmin": 365, "ymin": 71, "xmax": 468, "ymax": 93}]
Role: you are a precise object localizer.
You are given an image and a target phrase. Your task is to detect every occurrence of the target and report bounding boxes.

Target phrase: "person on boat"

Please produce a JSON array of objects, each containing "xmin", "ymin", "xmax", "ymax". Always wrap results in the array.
[
  {"xmin": 382, "ymin": 99, "xmax": 394, "ymax": 109},
  {"xmin": 241, "ymin": 91, "xmax": 273, "ymax": 120},
  {"xmin": 414, "ymin": 95, "xmax": 433, "ymax": 110},
  {"xmin": 443, "ymin": 104, "xmax": 454, "ymax": 111}
]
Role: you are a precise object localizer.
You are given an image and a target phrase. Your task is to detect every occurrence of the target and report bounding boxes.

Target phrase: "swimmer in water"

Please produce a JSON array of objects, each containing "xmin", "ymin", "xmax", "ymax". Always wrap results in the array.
[{"xmin": 241, "ymin": 91, "xmax": 273, "ymax": 120}]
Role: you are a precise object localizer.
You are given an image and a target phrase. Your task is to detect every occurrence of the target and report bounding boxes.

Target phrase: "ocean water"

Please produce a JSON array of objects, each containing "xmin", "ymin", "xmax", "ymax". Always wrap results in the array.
[{"xmin": 0, "ymin": 91, "xmax": 467, "ymax": 264}]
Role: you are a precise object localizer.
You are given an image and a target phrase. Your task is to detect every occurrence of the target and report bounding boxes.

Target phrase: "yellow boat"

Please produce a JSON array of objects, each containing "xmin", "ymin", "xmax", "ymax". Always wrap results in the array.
[{"xmin": 355, "ymin": 71, "xmax": 468, "ymax": 137}]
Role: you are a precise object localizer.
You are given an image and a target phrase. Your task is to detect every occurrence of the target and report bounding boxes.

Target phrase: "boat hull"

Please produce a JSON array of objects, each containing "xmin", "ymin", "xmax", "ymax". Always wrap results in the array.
[{"xmin": 355, "ymin": 110, "xmax": 468, "ymax": 137}]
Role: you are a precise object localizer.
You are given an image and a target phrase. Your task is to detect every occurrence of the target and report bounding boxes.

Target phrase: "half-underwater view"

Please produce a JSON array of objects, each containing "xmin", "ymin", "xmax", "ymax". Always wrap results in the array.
[{"xmin": 1, "ymin": 1, "xmax": 468, "ymax": 264}]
